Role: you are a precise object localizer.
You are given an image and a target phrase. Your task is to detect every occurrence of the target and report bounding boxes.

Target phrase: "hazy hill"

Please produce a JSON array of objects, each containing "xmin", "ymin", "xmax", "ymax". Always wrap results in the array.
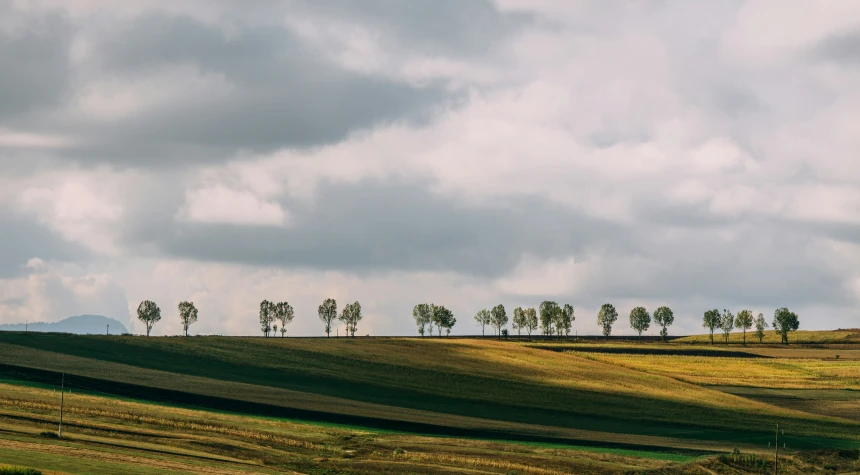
[{"xmin": 0, "ymin": 314, "xmax": 128, "ymax": 335}]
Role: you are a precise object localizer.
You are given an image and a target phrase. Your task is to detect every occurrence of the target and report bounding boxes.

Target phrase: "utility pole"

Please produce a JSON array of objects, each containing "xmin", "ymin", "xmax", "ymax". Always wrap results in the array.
[
  {"xmin": 774, "ymin": 422, "xmax": 779, "ymax": 475},
  {"xmin": 58, "ymin": 372, "xmax": 65, "ymax": 438},
  {"xmin": 107, "ymin": 324, "xmax": 109, "ymax": 335}
]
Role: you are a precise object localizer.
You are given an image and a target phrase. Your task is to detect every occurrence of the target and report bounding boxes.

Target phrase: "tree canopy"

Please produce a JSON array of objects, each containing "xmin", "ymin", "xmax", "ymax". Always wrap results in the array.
[
  {"xmin": 629, "ymin": 306, "xmax": 650, "ymax": 339},
  {"xmin": 754, "ymin": 313, "xmax": 768, "ymax": 343},
  {"xmin": 735, "ymin": 310, "xmax": 753, "ymax": 345},
  {"xmin": 702, "ymin": 308, "xmax": 720, "ymax": 344},
  {"xmin": 772, "ymin": 307, "xmax": 799, "ymax": 344},
  {"xmin": 597, "ymin": 303, "xmax": 618, "ymax": 338},
  {"xmin": 653, "ymin": 306, "xmax": 674, "ymax": 342},
  {"xmin": 318, "ymin": 298, "xmax": 337, "ymax": 337},
  {"xmin": 433, "ymin": 305, "xmax": 456, "ymax": 336},
  {"xmin": 178, "ymin": 301, "xmax": 198, "ymax": 337},
  {"xmin": 474, "ymin": 309, "xmax": 491, "ymax": 336},
  {"xmin": 524, "ymin": 307, "xmax": 538, "ymax": 337},
  {"xmin": 490, "ymin": 304, "xmax": 508, "ymax": 337},
  {"xmin": 539, "ymin": 301, "xmax": 559, "ymax": 336},
  {"xmin": 259, "ymin": 300, "xmax": 275, "ymax": 337},
  {"xmin": 413, "ymin": 304, "xmax": 433, "ymax": 337},
  {"xmin": 137, "ymin": 300, "xmax": 161, "ymax": 337},
  {"xmin": 720, "ymin": 309, "xmax": 734, "ymax": 343}
]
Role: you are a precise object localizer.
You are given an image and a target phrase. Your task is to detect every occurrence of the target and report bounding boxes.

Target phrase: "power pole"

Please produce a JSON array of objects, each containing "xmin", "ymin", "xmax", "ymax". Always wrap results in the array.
[
  {"xmin": 107, "ymin": 324, "xmax": 109, "ymax": 335},
  {"xmin": 774, "ymin": 422, "xmax": 779, "ymax": 475},
  {"xmin": 58, "ymin": 372, "xmax": 65, "ymax": 438}
]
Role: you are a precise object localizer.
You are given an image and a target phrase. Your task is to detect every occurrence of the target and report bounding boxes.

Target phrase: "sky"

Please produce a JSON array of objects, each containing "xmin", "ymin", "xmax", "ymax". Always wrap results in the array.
[{"xmin": 1, "ymin": 0, "xmax": 860, "ymax": 337}]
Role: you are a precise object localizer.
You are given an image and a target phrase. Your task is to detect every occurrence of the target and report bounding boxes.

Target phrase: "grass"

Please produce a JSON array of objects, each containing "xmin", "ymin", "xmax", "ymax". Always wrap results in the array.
[
  {"xmin": 0, "ymin": 381, "xmax": 696, "ymax": 474},
  {"xmin": 0, "ymin": 467, "xmax": 42, "ymax": 475},
  {"xmin": 675, "ymin": 329, "xmax": 860, "ymax": 345},
  {"xmin": 576, "ymin": 352, "xmax": 860, "ymax": 390},
  {"xmin": 1, "ymin": 332, "xmax": 860, "ymax": 473},
  {"xmin": 1, "ymin": 333, "xmax": 857, "ymax": 446}
]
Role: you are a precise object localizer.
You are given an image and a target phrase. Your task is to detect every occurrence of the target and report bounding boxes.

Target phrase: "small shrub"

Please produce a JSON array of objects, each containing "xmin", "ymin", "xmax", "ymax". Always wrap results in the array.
[
  {"xmin": 0, "ymin": 467, "xmax": 43, "ymax": 475},
  {"xmin": 38, "ymin": 431, "xmax": 59, "ymax": 439},
  {"xmin": 393, "ymin": 448, "xmax": 406, "ymax": 456},
  {"xmin": 732, "ymin": 447, "xmax": 741, "ymax": 455}
]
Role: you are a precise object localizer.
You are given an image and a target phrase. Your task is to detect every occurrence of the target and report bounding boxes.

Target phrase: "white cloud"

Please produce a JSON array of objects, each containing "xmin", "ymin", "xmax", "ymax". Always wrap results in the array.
[{"xmin": 178, "ymin": 185, "xmax": 289, "ymax": 227}]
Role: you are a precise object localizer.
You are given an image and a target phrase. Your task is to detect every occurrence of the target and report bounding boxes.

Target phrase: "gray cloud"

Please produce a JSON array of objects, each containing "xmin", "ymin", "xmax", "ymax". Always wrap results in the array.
[
  {"xmin": 812, "ymin": 30, "xmax": 860, "ymax": 64},
  {"xmin": 41, "ymin": 11, "xmax": 458, "ymax": 167},
  {"xmin": 0, "ymin": 213, "xmax": 91, "ymax": 278},
  {"xmin": 0, "ymin": 8, "xmax": 71, "ymax": 121},
  {"xmin": 130, "ymin": 178, "xmax": 626, "ymax": 277}
]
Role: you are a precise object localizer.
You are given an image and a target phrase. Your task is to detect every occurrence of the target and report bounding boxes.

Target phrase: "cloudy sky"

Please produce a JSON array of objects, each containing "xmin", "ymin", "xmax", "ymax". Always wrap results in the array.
[{"xmin": 2, "ymin": 0, "xmax": 859, "ymax": 336}]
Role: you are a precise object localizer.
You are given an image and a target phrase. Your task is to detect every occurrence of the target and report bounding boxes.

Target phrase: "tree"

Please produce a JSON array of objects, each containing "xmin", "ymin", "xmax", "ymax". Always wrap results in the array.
[
  {"xmin": 259, "ymin": 300, "xmax": 275, "ymax": 337},
  {"xmin": 178, "ymin": 301, "xmax": 198, "ymax": 337},
  {"xmin": 272, "ymin": 324, "xmax": 278, "ymax": 335},
  {"xmin": 735, "ymin": 310, "xmax": 754, "ymax": 345},
  {"xmin": 754, "ymin": 313, "xmax": 768, "ymax": 343},
  {"xmin": 702, "ymin": 308, "xmax": 720, "ymax": 344},
  {"xmin": 318, "ymin": 298, "xmax": 337, "ymax": 337},
  {"xmin": 524, "ymin": 307, "xmax": 538, "ymax": 338},
  {"xmin": 490, "ymin": 304, "xmax": 508, "ymax": 338},
  {"xmin": 772, "ymin": 307, "xmax": 799, "ymax": 345},
  {"xmin": 557, "ymin": 304, "xmax": 574, "ymax": 337},
  {"xmin": 433, "ymin": 305, "xmax": 455, "ymax": 337},
  {"xmin": 339, "ymin": 302, "xmax": 361, "ymax": 337},
  {"xmin": 137, "ymin": 300, "xmax": 161, "ymax": 337},
  {"xmin": 512, "ymin": 307, "xmax": 525, "ymax": 336},
  {"xmin": 629, "ymin": 306, "xmax": 650, "ymax": 340},
  {"xmin": 348, "ymin": 301, "xmax": 362, "ymax": 337},
  {"xmin": 539, "ymin": 301, "xmax": 558, "ymax": 336},
  {"xmin": 597, "ymin": 303, "xmax": 618, "ymax": 339},
  {"xmin": 653, "ymin": 306, "xmax": 674, "ymax": 342},
  {"xmin": 720, "ymin": 309, "xmax": 735, "ymax": 343},
  {"xmin": 474, "ymin": 309, "xmax": 491, "ymax": 336},
  {"xmin": 275, "ymin": 301, "xmax": 294, "ymax": 337},
  {"xmin": 413, "ymin": 304, "xmax": 433, "ymax": 337}
]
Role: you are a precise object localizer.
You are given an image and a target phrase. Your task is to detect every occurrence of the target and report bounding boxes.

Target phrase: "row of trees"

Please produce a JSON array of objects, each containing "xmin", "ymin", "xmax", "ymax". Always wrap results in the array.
[
  {"xmin": 137, "ymin": 299, "xmax": 799, "ymax": 344},
  {"xmin": 136, "ymin": 300, "xmax": 198, "ymax": 337},
  {"xmin": 703, "ymin": 308, "xmax": 800, "ymax": 344},
  {"xmin": 411, "ymin": 304, "xmax": 457, "ymax": 336},
  {"xmin": 259, "ymin": 300, "xmax": 295, "ymax": 337},
  {"xmin": 316, "ymin": 298, "xmax": 364, "ymax": 337}
]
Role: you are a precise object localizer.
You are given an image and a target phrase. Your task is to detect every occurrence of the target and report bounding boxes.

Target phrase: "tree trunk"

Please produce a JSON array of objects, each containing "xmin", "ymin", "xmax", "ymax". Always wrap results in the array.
[{"xmin": 742, "ymin": 330, "xmax": 746, "ymax": 345}]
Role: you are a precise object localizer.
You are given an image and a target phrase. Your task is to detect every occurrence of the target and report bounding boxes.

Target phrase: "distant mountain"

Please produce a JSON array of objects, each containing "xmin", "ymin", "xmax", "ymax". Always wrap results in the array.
[{"xmin": 0, "ymin": 315, "xmax": 129, "ymax": 335}]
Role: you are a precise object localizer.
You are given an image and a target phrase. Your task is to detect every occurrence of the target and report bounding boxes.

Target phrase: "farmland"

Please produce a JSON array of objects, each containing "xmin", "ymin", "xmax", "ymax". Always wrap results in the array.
[{"xmin": 0, "ymin": 331, "xmax": 859, "ymax": 473}]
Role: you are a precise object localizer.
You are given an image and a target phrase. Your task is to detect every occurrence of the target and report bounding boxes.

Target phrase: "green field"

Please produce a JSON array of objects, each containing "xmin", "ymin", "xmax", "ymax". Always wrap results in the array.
[{"xmin": 0, "ymin": 332, "xmax": 859, "ymax": 474}]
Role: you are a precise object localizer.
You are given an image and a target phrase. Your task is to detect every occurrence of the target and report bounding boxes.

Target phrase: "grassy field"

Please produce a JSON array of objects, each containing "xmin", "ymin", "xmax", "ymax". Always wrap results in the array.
[
  {"xmin": 675, "ymin": 328, "xmax": 860, "ymax": 345},
  {"xmin": 1, "ymin": 381, "xmax": 858, "ymax": 475},
  {"xmin": 1, "ymin": 332, "xmax": 859, "ymax": 473}
]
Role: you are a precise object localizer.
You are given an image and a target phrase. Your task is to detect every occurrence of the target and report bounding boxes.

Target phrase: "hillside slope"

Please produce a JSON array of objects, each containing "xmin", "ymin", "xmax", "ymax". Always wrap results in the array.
[{"xmin": 0, "ymin": 333, "xmax": 857, "ymax": 452}]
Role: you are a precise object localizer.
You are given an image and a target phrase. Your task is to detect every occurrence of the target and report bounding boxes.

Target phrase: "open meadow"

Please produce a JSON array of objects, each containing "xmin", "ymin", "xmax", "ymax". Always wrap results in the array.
[{"xmin": 0, "ymin": 331, "xmax": 859, "ymax": 474}]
